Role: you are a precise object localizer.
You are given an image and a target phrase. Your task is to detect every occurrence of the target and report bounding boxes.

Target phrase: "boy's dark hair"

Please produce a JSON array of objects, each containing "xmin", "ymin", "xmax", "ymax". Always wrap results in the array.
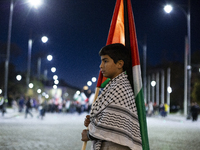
[{"xmin": 99, "ymin": 43, "xmax": 130, "ymax": 72}]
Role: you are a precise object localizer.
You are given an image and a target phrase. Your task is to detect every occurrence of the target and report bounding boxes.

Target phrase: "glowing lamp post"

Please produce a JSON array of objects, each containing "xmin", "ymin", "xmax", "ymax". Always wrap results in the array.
[
  {"xmin": 28, "ymin": 0, "xmax": 42, "ymax": 9},
  {"xmin": 151, "ymin": 79, "xmax": 156, "ymax": 103},
  {"xmin": 53, "ymin": 75, "xmax": 58, "ymax": 80},
  {"xmin": 92, "ymin": 77, "xmax": 97, "ymax": 82},
  {"xmin": 54, "ymin": 80, "xmax": 59, "ymax": 85},
  {"xmin": 87, "ymin": 81, "xmax": 92, "ymax": 86},
  {"xmin": 5, "ymin": 0, "xmax": 43, "ymax": 100},
  {"xmin": 164, "ymin": 5, "xmax": 173, "ymax": 13},
  {"xmin": 16, "ymin": 75, "xmax": 22, "ymax": 81},
  {"xmin": 51, "ymin": 67, "xmax": 56, "ymax": 73},
  {"xmin": 37, "ymin": 89, "xmax": 41, "ymax": 94},
  {"xmin": 41, "ymin": 36, "xmax": 48, "ymax": 43},
  {"xmin": 29, "ymin": 83, "xmax": 34, "ymax": 89},
  {"xmin": 164, "ymin": 1, "xmax": 191, "ymax": 116},
  {"xmin": 47, "ymin": 55, "xmax": 53, "ymax": 61}
]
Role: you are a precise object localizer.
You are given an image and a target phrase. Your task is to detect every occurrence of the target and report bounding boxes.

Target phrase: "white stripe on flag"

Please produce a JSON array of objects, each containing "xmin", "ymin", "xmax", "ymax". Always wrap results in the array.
[{"xmin": 132, "ymin": 65, "xmax": 142, "ymax": 96}]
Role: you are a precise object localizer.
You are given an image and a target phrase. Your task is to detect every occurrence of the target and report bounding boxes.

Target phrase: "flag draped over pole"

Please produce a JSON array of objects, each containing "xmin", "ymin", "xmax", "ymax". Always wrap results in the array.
[
  {"xmin": 82, "ymin": 0, "xmax": 149, "ymax": 149},
  {"xmin": 96, "ymin": 0, "xmax": 149, "ymax": 149}
]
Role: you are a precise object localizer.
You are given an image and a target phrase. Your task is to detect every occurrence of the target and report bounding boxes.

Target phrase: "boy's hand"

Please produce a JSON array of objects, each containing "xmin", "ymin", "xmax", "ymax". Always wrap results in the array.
[
  {"xmin": 81, "ymin": 129, "xmax": 89, "ymax": 141},
  {"xmin": 84, "ymin": 115, "xmax": 90, "ymax": 127}
]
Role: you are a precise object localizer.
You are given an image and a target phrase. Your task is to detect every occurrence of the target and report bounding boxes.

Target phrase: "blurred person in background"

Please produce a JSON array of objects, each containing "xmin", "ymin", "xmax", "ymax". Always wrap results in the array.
[
  {"xmin": 18, "ymin": 96, "xmax": 25, "ymax": 112},
  {"xmin": 190, "ymin": 102, "xmax": 200, "ymax": 121},
  {"xmin": 25, "ymin": 97, "xmax": 33, "ymax": 118},
  {"xmin": 0, "ymin": 96, "xmax": 6, "ymax": 116}
]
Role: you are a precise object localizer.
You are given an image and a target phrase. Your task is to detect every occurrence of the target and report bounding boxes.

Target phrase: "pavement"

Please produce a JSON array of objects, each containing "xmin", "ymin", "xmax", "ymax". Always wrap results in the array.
[{"xmin": 0, "ymin": 108, "xmax": 200, "ymax": 150}]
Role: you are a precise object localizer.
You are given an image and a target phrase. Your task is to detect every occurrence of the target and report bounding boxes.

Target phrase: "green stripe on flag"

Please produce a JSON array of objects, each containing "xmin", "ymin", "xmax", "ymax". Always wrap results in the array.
[
  {"xmin": 100, "ymin": 78, "xmax": 111, "ymax": 88},
  {"xmin": 135, "ymin": 88, "xmax": 149, "ymax": 150}
]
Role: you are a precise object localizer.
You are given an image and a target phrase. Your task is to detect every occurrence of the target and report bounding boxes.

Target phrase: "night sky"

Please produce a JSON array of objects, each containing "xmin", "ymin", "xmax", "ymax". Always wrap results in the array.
[{"xmin": 0, "ymin": 0, "xmax": 200, "ymax": 91}]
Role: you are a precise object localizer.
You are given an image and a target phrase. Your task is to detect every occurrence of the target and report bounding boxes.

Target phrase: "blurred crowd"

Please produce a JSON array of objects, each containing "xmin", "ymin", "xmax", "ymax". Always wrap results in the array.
[
  {"xmin": 145, "ymin": 101, "xmax": 170, "ymax": 117},
  {"xmin": 0, "ymin": 90, "xmax": 95, "ymax": 119},
  {"xmin": 0, "ymin": 94, "xmax": 199, "ymax": 122},
  {"xmin": 145, "ymin": 101, "xmax": 200, "ymax": 121}
]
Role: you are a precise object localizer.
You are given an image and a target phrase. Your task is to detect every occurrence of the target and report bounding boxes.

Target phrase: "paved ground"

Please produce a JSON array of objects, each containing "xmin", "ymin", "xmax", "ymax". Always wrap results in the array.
[{"xmin": 0, "ymin": 109, "xmax": 200, "ymax": 150}]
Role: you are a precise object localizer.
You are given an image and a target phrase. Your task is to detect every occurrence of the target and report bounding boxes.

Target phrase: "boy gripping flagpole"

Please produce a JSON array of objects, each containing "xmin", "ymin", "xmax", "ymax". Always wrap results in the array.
[{"xmin": 81, "ymin": 0, "xmax": 149, "ymax": 149}]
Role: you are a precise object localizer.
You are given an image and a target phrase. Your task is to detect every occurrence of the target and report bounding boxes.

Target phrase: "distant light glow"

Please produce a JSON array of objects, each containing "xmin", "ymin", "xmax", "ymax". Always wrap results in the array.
[
  {"xmin": 45, "ymin": 94, "xmax": 49, "ymax": 99},
  {"xmin": 53, "ymin": 75, "xmax": 58, "ymax": 80},
  {"xmin": 47, "ymin": 55, "xmax": 53, "ymax": 61},
  {"xmin": 76, "ymin": 91, "xmax": 80, "ymax": 95},
  {"xmin": 65, "ymin": 93, "xmax": 69, "ymax": 97},
  {"xmin": 53, "ymin": 85, "xmax": 57, "ymax": 89},
  {"xmin": 187, "ymin": 65, "xmax": 191, "ymax": 70},
  {"xmin": 92, "ymin": 77, "xmax": 97, "ymax": 82},
  {"xmin": 51, "ymin": 67, "xmax": 56, "ymax": 73},
  {"xmin": 87, "ymin": 81, "xmax": 92, "ymax": 86},
  {"xmin": 28, "ymin": 0, "xmax": 42, "ymax": 9},
  {"xmin": 0, "ymin": 89, "xmax": 2, "ymax": 94},
  {"xmin": 42, "ymin": 92, "xmax": 46, "ymax": 96},
  {"xmin": 54, "ymin": 80, "xmax": 59, "ymax": 85},
  {"xmin": 164, "ymin": 5, "xmax": 173, "ymax": 13},
  {"xmin": 167, "ymin": 87, "xmax": 172, "ymax": 93},
  {"xmin": 37, "ymin": 89, "xmax": 41, "ymax": 93},
  {"xmin": 29, "ymin": 83, "xmax": 34, "ymax": 88},
  {"xmin": 41, "ymin": 36, "xmax": 48, "ymax": 43},
  {"xmin": 83, "ymin": 86, "xmax": 88, "ymax": 90},
  {"xmin": 16, "ymin": 75, "xmax": 22, "ymax": 81},
  {"xmin": 151, "ymin": 81, "xmax": 156, "ymax": 87}
]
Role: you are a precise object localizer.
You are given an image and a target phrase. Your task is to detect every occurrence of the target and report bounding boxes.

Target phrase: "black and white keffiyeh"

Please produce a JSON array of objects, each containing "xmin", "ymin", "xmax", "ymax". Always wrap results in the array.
[{"xmin": 89, "ymin": 72, "xmax": 142, "ymax": 150}]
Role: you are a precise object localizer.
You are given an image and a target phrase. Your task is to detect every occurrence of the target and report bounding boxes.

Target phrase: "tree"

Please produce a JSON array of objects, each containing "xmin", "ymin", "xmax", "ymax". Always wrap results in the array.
[
  {"xmin": 191, "ymin": 78, "xmax": 200, "ymax": 106},
  {"xmin": 191, "ymin": 50, "xmax": 200, "ymax": 106}
]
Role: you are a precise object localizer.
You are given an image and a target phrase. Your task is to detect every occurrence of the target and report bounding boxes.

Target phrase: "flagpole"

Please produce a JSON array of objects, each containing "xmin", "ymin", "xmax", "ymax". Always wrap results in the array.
[{"xmin": 81, "ymin": 87, "xmax": 100, "ymax": 150}]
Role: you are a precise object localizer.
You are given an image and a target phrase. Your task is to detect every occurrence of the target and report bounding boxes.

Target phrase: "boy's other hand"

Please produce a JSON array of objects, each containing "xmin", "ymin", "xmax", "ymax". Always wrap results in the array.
[
  {"xmin": 81, "ymin": 129, "xmax": 89, "ymax": 141},
  {"xmin": 84, "ymin": 115, "xmax": 90, "ymax": 127}
]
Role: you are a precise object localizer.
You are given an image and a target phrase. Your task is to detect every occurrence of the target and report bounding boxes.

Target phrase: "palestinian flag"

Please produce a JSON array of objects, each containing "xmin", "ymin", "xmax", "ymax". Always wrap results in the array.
[{"xmin": 96, "ymin": 0, "xmax": 149, "ymax": 149}]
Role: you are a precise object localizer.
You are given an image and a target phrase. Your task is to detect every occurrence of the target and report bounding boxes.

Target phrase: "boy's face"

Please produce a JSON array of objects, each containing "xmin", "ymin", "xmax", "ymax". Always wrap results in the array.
[{"xmin": 100, "ymin": 55, "xmax": 123, "ymax": 79}]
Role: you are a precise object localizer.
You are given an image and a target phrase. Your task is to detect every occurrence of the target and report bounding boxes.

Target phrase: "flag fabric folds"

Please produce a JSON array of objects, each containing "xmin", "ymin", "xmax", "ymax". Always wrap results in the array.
[{"xmin": 96, "ymin": 0, "xmax": 150, "ymax": 149}]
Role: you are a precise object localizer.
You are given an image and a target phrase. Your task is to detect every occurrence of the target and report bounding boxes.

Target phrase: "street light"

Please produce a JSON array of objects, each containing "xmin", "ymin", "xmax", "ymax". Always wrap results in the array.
[
  {"xmin": 51, "ymin": 67, "xmax": 56, "ymax": 73},
  {"xmin": 28, "ymin": 36, "xmax": 48, "ymax": 85},
  {"xmin": 37, "ymin": 89, "xmax": 41, "ymax": 94},
  {"xmin": 53, "ymin": 75, "xmax": 58, "ymax": 80},
  {"xmin": 164, "ymin": 5, "xmax": 173, "ymax": 13},
  {"xmin": 16, "ymin": 75, "xmax": 22, "ymax": 81},
  {"xmin": 151, "ymin": 81, "xmax": 156, "ymax": 87},
  {"xmin": 164, "ymin": 1, "xmax": 191, "ymax": 116},
  {"xmin": 45, "ymin": 94, "xmax": 49, "ymax": 99},
  {"xmin": 54, "ymin": 80, "xmax": 59, "ymax": 85},
  {"xmin": 167, "ymin": 87, "xmax": 172, "ymax": 94},
  {"xmin": 41, "ymin": 36, "xmax": 48, "ymax": 43},
  {"xmin": 29, "ymin": 83, "xmax": 34, "ymax": 88},
  {"xmin": 4, "ymin": 0, "xmax": 14, "ymax": 100},
  {"xmin": 83, "ymin": 86, "xmax": 88, "ymax": 90},
  {"xmin": 53, "ymin": 85, "xmax": 57, "ymax": 89},
  {"xmin": 47, "ymin": 55, "xmax": 53, "ymax": 61},
  {"xmin": 151, "ymin": 76, "xmax": 156, "ymax": 104},
  {"xmin": 87, "ymin": 81, "xmax": 92, "ymax": 86},
  {"xmin": 38, "ymin": 53, "xmax": 52, "ymax": 80},
  {"xmin": 28, "ymin": 0, "xmax": 42, "ymax": 9},
  {"xmin": 76, "ymin": 91, "xmax": 80, "ymax": 95},
  {"xmin": 91, "ymin": 77, "xmax": 97, "ymax": 82},
  {"xmin": 5, "ymin": 0, "xmax": 42, "ymax": 99}
]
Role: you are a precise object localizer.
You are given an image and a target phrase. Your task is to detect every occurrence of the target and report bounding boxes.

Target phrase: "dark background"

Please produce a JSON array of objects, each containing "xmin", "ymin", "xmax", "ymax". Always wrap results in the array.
[{"xmin": 0, "ymin": 0, "xmax": 200, "ymax": 91}]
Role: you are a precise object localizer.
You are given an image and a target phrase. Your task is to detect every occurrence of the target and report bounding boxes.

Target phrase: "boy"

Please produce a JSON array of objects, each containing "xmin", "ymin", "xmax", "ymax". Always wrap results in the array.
[{"xmin": 81, "ymin": 43, "xmax": 142, "ymax": 150}]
